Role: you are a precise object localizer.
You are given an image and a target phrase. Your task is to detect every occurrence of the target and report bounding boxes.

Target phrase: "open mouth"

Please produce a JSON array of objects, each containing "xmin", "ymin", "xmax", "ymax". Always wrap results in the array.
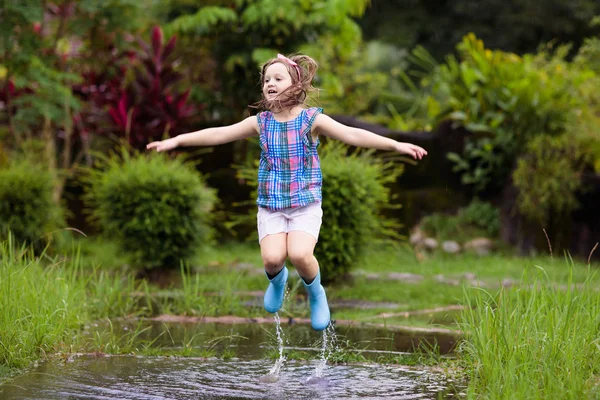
[{"xmin": 267, "ymin": 90, "xmax": 277, "ymax": 95}]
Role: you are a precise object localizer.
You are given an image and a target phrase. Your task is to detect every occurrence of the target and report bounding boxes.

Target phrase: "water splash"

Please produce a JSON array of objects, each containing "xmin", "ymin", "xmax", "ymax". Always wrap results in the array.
[
  {"xmin": 259, "ymin": 312, "xmax": 286, "ymax": 383},
  {"xmin": 306, "ymin": 323, "xmax": 337, "ymax": 384},
  {"xmin": 1, "ymin": 357, "xmax": 464, "ymax": 399}
]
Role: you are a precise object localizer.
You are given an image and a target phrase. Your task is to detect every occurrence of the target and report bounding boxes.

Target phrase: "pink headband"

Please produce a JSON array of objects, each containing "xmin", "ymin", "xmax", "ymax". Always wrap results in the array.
[{"xmin": 277, "ymin": 54, "xmax": 301, "ymax": 80}]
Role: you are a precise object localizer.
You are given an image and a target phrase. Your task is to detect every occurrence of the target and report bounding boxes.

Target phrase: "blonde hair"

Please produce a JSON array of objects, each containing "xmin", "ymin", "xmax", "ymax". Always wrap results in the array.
[{"xmin": 252, "ymin": 54, "xmax": 318, "ymax": 112}]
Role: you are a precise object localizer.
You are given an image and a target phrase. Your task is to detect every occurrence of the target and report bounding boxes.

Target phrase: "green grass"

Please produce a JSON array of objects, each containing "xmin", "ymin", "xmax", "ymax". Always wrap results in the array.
[
  {"xmin": 68, "ymin": 238, "xmax": 599, "ymax": 327},
  {"xmin": 3, "ymin": 235, "xmax": 600, "ymax": 399},
  {"xmin": 0, "ymin": 237, "xmax": 140, "ymax": 374},
  {"xmin": 459, "ymin": 266, "xmax": 600, "ymax": 399},
  {"xmin": 0, "ymin": 239, "xmax": 89, "ymax": 370}
]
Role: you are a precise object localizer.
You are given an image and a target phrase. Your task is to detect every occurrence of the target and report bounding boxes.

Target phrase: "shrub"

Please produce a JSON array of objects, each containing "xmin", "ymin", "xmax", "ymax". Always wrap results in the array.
[
  {"xmin": 316, "ymin": 143, "xmax": 403, "ymax": 284},
  {"xmin": 83, "ymin": 149, "xmax": 216, "ymax": 270},
  {"xmin": 459, "ymin": 198, "xmax": 501, "ymax": 237},
  {"xmin": 513, "ymin": 134, "xmax": 584, "ymax": 225},
  {"xmin": 0, "ymin": 159, "xmax": 64, "ymax": 251},
  {"xmin": 420, "ymin": 199, "xmax": 500, "ymax": 242},
  {"xmin": 410, "ymin": 34, "xmax": 583, "ymax": 196}
]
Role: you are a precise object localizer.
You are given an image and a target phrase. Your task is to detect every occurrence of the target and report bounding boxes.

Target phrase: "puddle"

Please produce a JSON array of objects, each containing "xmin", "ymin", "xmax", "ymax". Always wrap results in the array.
[
  {"xmin": 0, "ymin": 356, "xmax": 463, "ymax": 399},
  {"xmin": 90, "ymin": 320, "xmax": 459, "ymax": 356},
  {"xmin": 0, "ymin": 321, "xmax": 464, "ymax": 399}
]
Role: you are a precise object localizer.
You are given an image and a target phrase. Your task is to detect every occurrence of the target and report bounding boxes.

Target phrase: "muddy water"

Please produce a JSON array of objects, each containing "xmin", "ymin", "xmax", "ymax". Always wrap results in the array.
[
  {"xmin": 0, "ymin": 356, "xmax": 462, "ymax": 399},
  {"xmin": 99, "ymin": 320, "xmax": 459, "ymax": 357},
  {"xmin": 0, "ymin": 321, "xmax": 464, "ymax": 399}
]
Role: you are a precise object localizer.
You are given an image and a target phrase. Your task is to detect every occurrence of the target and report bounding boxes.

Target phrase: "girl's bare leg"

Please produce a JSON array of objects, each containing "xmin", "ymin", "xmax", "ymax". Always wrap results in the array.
[
  {"xmin": 286, "ymin": 231, "xmax": 318, "ymax": 281},
  {"xmin": 260, "ymin": 232, "xmax": 288, "ymax": 275}
]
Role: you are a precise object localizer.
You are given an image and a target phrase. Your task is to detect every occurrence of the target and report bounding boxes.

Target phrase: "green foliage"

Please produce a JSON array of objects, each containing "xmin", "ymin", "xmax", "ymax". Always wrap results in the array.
[
  {"xmin": 420, "ymin": 199, "xmax": 500, "ymax": 242},
  {"xmin": 83, "ymin": 149, "xmax": 216, "ymax": 270},
  {"xmin": 302, "ymin": 41, "xmax": 391, "ymax": 116},
  {"xmin": 312, "ymin": 143, "xmax": 403, "ymax": 284},
  {"xmin": 571, "ymin": 37, "xmax": 600, "ymax": 173},
  {"xmin": 160, "ymin": 0, "xmax": 370, "ymax": 122},
  {"xmin": 1, "ymin": 0, "xmax": 147, "ymax": 140},
  {"xmin": 163, "ymin": 6, "xmax": 238, "ymax": 36},
  {"xmin": 0, "ymin": 237, "xmax": 141, "ymax": 371},
  {"xmin": 11, "ymin": 57, "xmax": 81, "ymax": 135},
  {"xmin": 459, "ymin": 198, "xmax": 501, "ymax": 237},
  {"xmin": 460, "ymin": 268, "xmax": 600, "ymax": 399},
  {"xmin": 0, "ymin": 239, "xmax": 86, "ymax": 369},
  {"xmin": 512, "ymin": 135, "xmax": 584, "ymax": 225},
  {"xmin": 0, "ymin": 2, "xmax": 43, "ymax": 57},
  {"xmin": 0, "ymin": 159, "xmax": 64, "ymax": 251},
  {"xmin": 73, "ymin": 0, "xmax": 148, "ymax": 33},
  {"xmin": 411, "ymin": 34, "xmax": 588, "ymax": 195},
  {"xmin": 359, "ymin": 0, "xmax": 600, "ymax": 63}
]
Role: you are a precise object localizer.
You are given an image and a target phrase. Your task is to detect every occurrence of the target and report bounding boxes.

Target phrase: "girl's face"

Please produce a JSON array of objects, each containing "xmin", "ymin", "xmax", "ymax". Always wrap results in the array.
[{"xmin": 262, "ymin": 62, "xmax": 293, "ymax": 101}]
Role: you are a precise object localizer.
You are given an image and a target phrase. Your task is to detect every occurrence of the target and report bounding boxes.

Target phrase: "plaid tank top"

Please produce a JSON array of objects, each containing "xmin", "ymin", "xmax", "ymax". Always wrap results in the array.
[{"xmin": 256, "ymin": 107, "xmax": 323, "ymax": 210}]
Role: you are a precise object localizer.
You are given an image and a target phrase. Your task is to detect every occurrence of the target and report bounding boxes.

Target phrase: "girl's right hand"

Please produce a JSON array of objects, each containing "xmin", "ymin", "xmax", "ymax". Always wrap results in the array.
[{"xmin": 146, "ymin": 137, "xmax": 179, "ymax": 152}]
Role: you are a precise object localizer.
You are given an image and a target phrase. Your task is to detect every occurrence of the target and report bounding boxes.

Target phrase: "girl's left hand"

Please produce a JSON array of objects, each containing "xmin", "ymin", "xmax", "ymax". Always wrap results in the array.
[{"xmin": 394, "ymin": 142, "xmax": 428, "ymax": 160}]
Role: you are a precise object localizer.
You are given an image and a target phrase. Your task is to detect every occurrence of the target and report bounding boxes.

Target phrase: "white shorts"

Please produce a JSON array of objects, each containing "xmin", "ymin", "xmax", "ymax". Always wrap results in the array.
[{"xmin": 257, "ymin": 202, "xmax": 323, "ymax": 242}]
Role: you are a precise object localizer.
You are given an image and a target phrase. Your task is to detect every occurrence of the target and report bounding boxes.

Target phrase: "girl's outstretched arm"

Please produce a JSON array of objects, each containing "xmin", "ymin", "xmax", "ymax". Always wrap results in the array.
[
  {"xmin": 313, "ymin": 114, "xmax": 427, "ymax": 160},
  {"xmin": 146, "ymin": 116, "xmax": 259, "ymax": 152}
]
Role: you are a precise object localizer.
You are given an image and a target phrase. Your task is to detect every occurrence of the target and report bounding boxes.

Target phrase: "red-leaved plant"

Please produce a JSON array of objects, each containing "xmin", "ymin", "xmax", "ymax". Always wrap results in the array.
[{"xmin": 108, "ymin": 26, "xmax": 195, "ymax": 149}]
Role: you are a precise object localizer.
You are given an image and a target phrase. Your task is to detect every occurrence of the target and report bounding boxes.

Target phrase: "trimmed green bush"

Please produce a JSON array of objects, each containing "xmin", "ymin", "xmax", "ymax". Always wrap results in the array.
[
  {"xmin": 0, "ymin": 160, "xmax": 64, "ymax": 251},
  {"xmin": 83, "ymin": 150, "xmax": 216, "ymax": 270},
  {"xmin": 316, "ymin": 143, "xmax": 403, "ymax": 284}
]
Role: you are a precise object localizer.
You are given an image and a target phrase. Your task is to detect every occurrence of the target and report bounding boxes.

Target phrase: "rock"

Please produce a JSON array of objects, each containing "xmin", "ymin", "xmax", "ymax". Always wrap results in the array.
[
  {"xmin": 409, "ymin": 228, "xmax": 425, "ymax": 246},
  {"xmin": 434, "ymin": 274, "xmax": 460, "ymax": 286},
  {"xmin": 467, "ymin": 279, "xmax": 486, "ymax": 287},
  {"xmin": 442, "ymin": 241, "xmax": 461, "ymax": 254},
  {"xmin": 423, "ymin": 238, "xmax": 439, "ymax": 250},
  {"xmin": 352, "ymin": 270, "xmax": 381, "ymax": 280},
  {"xmin": 462, "ymin": 272, "xmax": 476, "ymax": 280},
  {"xmin": 502, "ymin": 278, "xmax": 516, "ymax": 287},
  {"xmin": 464, "ymin": 238, "xmax": 494, "ymax": 256},
  {"xmin": 387, "ymin": 272, "xmax": 424, "ymax": 283}
]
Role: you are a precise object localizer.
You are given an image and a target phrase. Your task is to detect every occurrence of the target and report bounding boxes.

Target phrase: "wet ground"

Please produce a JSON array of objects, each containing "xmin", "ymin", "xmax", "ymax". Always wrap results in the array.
[
  {"xmin": 101, "ymin": 319, "xmax": 460, "ymax": 356},
  {"xmin": 0, "ymin": 356, "xmax": 463, "ymax": 399},
  {"xmin": 0, "ymin": 320, "xmax": 464, "ymax": 399}
]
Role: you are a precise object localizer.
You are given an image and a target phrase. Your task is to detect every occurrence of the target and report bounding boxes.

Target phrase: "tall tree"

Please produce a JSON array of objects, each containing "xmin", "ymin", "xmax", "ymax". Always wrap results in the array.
[
  {"xmin": 359, "ymin": 0, "xmax": 600, "ymax": 61},
  {"xmin": 156, "ymin": 0, "xmax": 370, "ymax": 123}
]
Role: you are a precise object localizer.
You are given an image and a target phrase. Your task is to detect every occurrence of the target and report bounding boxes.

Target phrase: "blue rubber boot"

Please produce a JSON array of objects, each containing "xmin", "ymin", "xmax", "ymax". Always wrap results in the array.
[
  {"xmin": 303, "ymin": 271, "xmax": 330, "ymax": 331},
  {"xmin": 264, "ymin": 266, "xmax": 288, "ymax": 313}
]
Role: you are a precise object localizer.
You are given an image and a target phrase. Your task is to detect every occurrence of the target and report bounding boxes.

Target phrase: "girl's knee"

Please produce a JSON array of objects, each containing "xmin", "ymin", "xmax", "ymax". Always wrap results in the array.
[
  {"xmin": 262, "ymin": 251, "xmax": 287, "ymax": 271},
  {"xmin": 288, "ymin": 250, "xmax": 314, "ymax": 268}
]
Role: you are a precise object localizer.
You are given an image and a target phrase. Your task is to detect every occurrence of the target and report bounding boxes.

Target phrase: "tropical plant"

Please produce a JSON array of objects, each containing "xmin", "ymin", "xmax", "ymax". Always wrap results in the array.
[
  {"xmin": 0, "ymin": 0, "xmax": 149, "ymax": 200},
  {"xmin": 158, "ymin": 0, "xmax": 371, "ymax": 122},
  {"xmin": 409, "ymin": 34, "xmax": 585, "ymax": 196},
  {"xmin": 107, "ymin": 26, "xmax": 196, "ymax": 149}
]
